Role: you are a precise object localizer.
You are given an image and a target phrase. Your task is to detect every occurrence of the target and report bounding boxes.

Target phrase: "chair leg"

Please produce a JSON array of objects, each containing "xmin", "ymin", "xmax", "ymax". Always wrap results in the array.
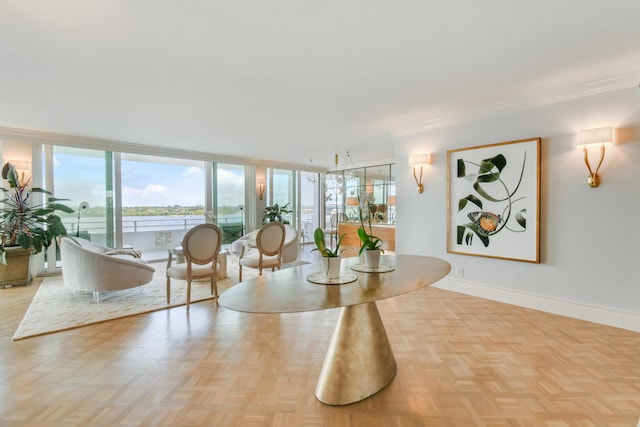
[
  {"xmin": 166, "ymin": 277, "xmax": 171, "ymax": 303},
  {"xmin": 239, "ymin": 265, "xmax": 243, "ymax": 282},
  {"xmin": 212, "ymin": 277, "xmax": 219, "ymax": 305},
  {"xmin": 186, "ymin": 280, "xmax": 192, "ymax": 311}
]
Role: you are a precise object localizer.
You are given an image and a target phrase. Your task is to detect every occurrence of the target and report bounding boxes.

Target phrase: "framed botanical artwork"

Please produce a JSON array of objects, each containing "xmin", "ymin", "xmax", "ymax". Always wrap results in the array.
[{"xmin": 447, "ymin": 137, "xmax": 540, "ymax": 263}]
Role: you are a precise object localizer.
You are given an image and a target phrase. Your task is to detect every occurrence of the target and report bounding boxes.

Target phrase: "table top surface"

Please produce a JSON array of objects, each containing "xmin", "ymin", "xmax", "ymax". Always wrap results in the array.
[{"xmin": 218, "ymin": 254, "xmax": 451, "ymax": 314}]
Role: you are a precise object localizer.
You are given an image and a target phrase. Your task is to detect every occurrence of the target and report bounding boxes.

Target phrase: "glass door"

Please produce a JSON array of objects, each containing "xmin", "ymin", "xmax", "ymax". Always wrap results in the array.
[
  {"xmin": 215, "ymin": 163, "xmax": 246, "ymax": 245},
  {"xmin": 52, "ymin": 146, "xmax": 114, "ymax": 247},
  {"xmin": 269, "ymin": 168, "xmax": 295, "ymax": 226},
  {"xmin": 119, "ymin": 154, "xmax": 206, "ymax": 257}
]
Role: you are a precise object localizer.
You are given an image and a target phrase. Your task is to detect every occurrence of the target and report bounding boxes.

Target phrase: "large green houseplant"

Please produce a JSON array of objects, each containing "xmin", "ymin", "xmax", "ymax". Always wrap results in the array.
[
  {"xmin": 0, "ymin": 162, "xmax": 74, "ymax": 272},
  {"xmin": 262, "ymin": 202, "xmax": 292, "ymax": 224}
]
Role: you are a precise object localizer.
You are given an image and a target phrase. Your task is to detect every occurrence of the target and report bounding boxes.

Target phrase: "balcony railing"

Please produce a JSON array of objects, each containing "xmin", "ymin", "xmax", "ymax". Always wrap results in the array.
[{"xmin": 65, "ymin": 215, "xmax": 245, "ymax": 236}]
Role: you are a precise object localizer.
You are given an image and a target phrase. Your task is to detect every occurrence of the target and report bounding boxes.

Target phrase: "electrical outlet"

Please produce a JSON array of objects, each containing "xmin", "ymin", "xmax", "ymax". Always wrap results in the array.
[{"xmin": 455, "ymin": 267, "xmax": 464, "ymax": 278}]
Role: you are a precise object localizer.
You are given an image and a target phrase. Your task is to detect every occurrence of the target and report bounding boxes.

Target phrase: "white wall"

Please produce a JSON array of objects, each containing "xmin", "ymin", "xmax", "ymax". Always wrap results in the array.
[{"xmin": 396, "ymin": 87, "xmax": 640, "ymax": 332}]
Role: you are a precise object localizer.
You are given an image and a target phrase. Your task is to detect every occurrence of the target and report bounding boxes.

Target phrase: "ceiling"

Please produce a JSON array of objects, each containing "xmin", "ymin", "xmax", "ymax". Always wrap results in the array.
[{"xmin": 1, "ymin": 1, "xmax": 640, "ymax": 169}]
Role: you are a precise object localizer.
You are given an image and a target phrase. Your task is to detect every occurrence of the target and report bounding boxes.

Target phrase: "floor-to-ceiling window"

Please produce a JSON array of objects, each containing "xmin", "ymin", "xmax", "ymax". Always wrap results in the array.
[
  {"xmin": 215, "ymin": 163, "xmax": 245, "ymax": 244},
  {"xmin": 20, "ymin": 138, "xmax": 323, "ymax": 271},
  {"xmin": 268, "ymin": 168, "xmax": 295, "ymax": 226},
  {"xmin": 119, "ymin": 153, "xmax": 207, "ymax": 254},
  {"xmin": 52, "ymin": 146, "xmax": 114, "ymax": 248}
]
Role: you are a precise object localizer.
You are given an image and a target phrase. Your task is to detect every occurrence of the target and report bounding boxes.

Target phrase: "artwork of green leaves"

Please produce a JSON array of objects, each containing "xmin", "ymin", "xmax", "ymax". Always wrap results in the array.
[{"xmin": 447, "ymin": 138, "xmax": 540, "ymax": 263}]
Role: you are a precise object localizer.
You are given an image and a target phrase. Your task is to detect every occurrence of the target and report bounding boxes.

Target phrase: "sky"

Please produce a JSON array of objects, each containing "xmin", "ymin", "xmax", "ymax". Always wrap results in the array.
[{"xmin": 52, "ymin": 149, "xmax": 245, "ymax": 211}]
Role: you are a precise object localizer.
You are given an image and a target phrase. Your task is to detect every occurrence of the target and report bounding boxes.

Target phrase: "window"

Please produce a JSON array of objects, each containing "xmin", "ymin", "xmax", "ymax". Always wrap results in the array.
[
  {"xmin": 12, "ymin": 138, "xmax": 323, "ymax": 273},
  {"xmin": 215, "ymin": 163, "xmax": 245, "ymax": 244},
  {"xmin": 120, "ymin": 154, "xmax": 206, "ymax": 229},
  {"xmin": 52, "ymin": 146, "xmax": 113, "ymax": 247},
  {"xmin": 269, "ymin": 168, "xmax": 295, "ymax": 226}
]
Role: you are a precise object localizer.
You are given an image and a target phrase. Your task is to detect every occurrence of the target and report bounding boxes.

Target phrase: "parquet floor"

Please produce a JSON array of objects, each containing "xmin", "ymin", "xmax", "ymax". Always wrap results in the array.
[{"xmin": 1, "ymin": 258, "xmax": 639, "ymax": 426}]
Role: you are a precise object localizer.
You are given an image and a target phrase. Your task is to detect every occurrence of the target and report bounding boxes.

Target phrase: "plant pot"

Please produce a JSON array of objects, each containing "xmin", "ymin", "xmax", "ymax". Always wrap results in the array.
[
  {"xmin": 323, "ymin": 256, "xmax": 342, "ymax": 279},
  {"xmin": 363, "ymin": 249, "xmax": 381, "ymax": 269},
  {"xmin": 0, "ymin": 247, "xmax": 33, "ymax": 288}
]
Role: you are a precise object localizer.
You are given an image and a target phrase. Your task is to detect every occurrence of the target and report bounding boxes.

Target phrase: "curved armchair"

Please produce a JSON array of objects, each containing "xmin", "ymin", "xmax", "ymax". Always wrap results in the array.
[
  {"xmin": 59, "ymin": 236, "xmax": 155, "ymax": 301},
  {"xmin": 281, "ymin": 224, "xmax": 300, "ymax": 263},
  {"xmin": 166, "ymin": 224, "xmax": 222, "ymax": 310},
  {"xmin": 238, "ymin": 222, "xmax": 286, "ymax": 281},
  {"xmin": 230, "ymin": 224, "xmax": 299, "ymax": 264}
]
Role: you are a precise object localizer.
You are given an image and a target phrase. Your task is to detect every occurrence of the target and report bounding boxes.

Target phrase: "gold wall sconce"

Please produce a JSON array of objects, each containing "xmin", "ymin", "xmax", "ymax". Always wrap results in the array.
[
  {"xmin": 575, "ymin": 127, "xmax": 616, "ymax": 188},
  {"xmin": 256, "ymin": 178, "xmax": 266, "ymax": 200},
  {"xmin": 409, "ymin": 153, "xmax": 431, "ymax": 194}
]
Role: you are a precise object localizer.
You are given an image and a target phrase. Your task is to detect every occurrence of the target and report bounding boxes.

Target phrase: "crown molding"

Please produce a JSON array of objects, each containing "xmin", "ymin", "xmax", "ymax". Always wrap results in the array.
[
  {"xmin": 0, "ymin": 126, "xmax": 328, "ymax": 173},
  {"xmin": 390, "ymin": 70, "xmax": 640, "ymax": 138}
]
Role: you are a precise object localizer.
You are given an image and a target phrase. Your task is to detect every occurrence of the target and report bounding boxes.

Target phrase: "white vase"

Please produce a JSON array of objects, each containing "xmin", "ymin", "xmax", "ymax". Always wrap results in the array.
[
  {"xmin": 363, "ymin": 249, "xmax": 381, "ymax": 269},
  {"xmin": 323, "ymin": 256, "xmax": 342, "ymax": 279}
]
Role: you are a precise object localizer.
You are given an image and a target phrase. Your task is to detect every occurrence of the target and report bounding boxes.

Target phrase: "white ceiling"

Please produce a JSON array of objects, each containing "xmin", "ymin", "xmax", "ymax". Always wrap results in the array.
[{"xmin": 1, "ymin": 1, "xmax": 640, "ymax": 169}]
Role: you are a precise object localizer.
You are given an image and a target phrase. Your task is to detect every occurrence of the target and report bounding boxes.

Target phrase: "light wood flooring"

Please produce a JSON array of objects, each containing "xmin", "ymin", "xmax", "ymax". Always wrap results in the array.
[{"xmin": 1, "ymin": 250, "xmax": 639, "ymax": 426}]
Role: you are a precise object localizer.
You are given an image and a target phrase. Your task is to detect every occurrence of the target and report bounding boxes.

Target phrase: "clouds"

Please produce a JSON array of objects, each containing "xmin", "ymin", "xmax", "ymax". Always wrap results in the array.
[
  {"xmin": 54, "ymin": 151, "xmax": 245, "ymax": 208},
  {"xmin": 216, "ymin": 167, "xmax": 244, "ymax": 206},
  {"xmin": 182, "ymin": 166, "xmax": 202, "ymax": 177},
  {"xmin": 122, "ymin": 183, "xmax": 170, "ymax": 206},
  {"xmin": 143, "ymin": 184, "xmax": 169, "ymax": 195}
]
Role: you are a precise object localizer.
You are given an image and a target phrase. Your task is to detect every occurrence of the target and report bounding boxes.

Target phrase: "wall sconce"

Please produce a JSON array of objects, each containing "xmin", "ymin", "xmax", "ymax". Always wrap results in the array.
[
  {"xmin": 409, "ymin": 154, "xmax": 431, "ymax": 194},
  {"xmin": 575, "ymin": 127, "xmax": 616, "ymax": 188},
  {"xmin": 256, "ymin": 178, "xmax": 266, "ymax": 200}
]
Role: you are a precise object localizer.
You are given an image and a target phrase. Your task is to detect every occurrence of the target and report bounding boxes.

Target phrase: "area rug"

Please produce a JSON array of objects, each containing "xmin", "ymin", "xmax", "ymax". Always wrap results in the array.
[{"xmin": 13, "ymin": 257, "xmax": 308, "ymax": 341}]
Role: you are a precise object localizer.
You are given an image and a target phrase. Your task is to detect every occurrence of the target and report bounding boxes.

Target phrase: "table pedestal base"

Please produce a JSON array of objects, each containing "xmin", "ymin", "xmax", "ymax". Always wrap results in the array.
[{"xmin": 315, "ymin": 301, "xmax": 397, "ymax": 405}]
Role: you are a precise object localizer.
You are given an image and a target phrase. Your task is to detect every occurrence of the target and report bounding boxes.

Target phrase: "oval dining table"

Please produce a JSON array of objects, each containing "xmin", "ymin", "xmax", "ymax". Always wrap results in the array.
[{"xmin": 218, "ymin": 254, "xmax": 451, "ymax": 406}]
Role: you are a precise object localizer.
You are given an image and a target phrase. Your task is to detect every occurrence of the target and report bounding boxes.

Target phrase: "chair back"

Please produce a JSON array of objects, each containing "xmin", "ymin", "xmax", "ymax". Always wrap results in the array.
[
  {"xmin": 256, "ymin": 222, "xmax": 286, "ymax": 257},
  {"xmin": 182, "ymin": 224, "xmax": 222, "ymax": 265}
]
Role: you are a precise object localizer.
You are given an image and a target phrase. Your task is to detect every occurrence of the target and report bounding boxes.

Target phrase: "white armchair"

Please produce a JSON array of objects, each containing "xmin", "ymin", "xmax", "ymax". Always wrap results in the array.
[
  {"xmin": 59, "ymin": 236, "xmax": 155, "ymax": 301},
  {"xmin": 238, "ymin": 222, "xmax": 286, "ymax": 281},
  {"xmin": 281, "ymin": 224, "xmax": 300, "ymax": 263},
  {"xmin": 230, "ymin": 224, "xmax": 299, "ymax": 264},
  {"xmin": 166, "ymin": 224, "xmax": 223, "ymax": 310}
]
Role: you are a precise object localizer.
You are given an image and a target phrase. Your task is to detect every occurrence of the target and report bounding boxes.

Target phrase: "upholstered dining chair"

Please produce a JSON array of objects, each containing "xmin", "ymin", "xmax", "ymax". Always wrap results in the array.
[
  {"xmin": 166, "ymin": 223, "xmax": 222, "ymax": 310},
  {"xmin": 238, "ymin": 221, "xmax": 286, "ymax": 281}
]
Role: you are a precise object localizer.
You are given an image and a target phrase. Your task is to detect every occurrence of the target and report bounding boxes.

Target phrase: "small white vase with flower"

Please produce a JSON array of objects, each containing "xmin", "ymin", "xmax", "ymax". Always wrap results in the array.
[{"xmin": 356, "ymin": 193, "xmax": 384, "ymax": 269}]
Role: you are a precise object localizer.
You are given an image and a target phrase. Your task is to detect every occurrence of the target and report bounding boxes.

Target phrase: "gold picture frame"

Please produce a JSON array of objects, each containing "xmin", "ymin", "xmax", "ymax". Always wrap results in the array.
[{"xmin": 447, "ymin": 137, "xmax": 541, "ymax": 263}]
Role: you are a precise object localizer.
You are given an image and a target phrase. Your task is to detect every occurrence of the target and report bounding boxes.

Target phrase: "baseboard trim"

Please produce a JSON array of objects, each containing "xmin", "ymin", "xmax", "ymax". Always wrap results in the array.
[{"xmin": 433, "ymin": 278, "xmax": 640, "ymax": 333}]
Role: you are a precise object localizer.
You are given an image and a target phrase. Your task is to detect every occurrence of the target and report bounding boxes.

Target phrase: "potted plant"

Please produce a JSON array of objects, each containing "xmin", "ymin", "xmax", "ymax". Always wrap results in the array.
[
  {"xmin": 357, "ymin": 194, "xmax": 384, "ymax": 269},
  {"xmin": 0, "ymin": 162, "xmax": 74, "ymax": 286},
  {"xmin": 313, "ymin": 227, "xmax": 345, "ymax": 279},
  {"xmin": 262, "ymin": 202, "xmax": 291, "ymax": 224}
]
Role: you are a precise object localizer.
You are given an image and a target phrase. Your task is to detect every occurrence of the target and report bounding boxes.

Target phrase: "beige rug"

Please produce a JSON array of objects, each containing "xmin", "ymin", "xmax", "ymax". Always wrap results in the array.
[{"xmin": 13, "ymin": 256, "xmax": 309, "ymax": 341}]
